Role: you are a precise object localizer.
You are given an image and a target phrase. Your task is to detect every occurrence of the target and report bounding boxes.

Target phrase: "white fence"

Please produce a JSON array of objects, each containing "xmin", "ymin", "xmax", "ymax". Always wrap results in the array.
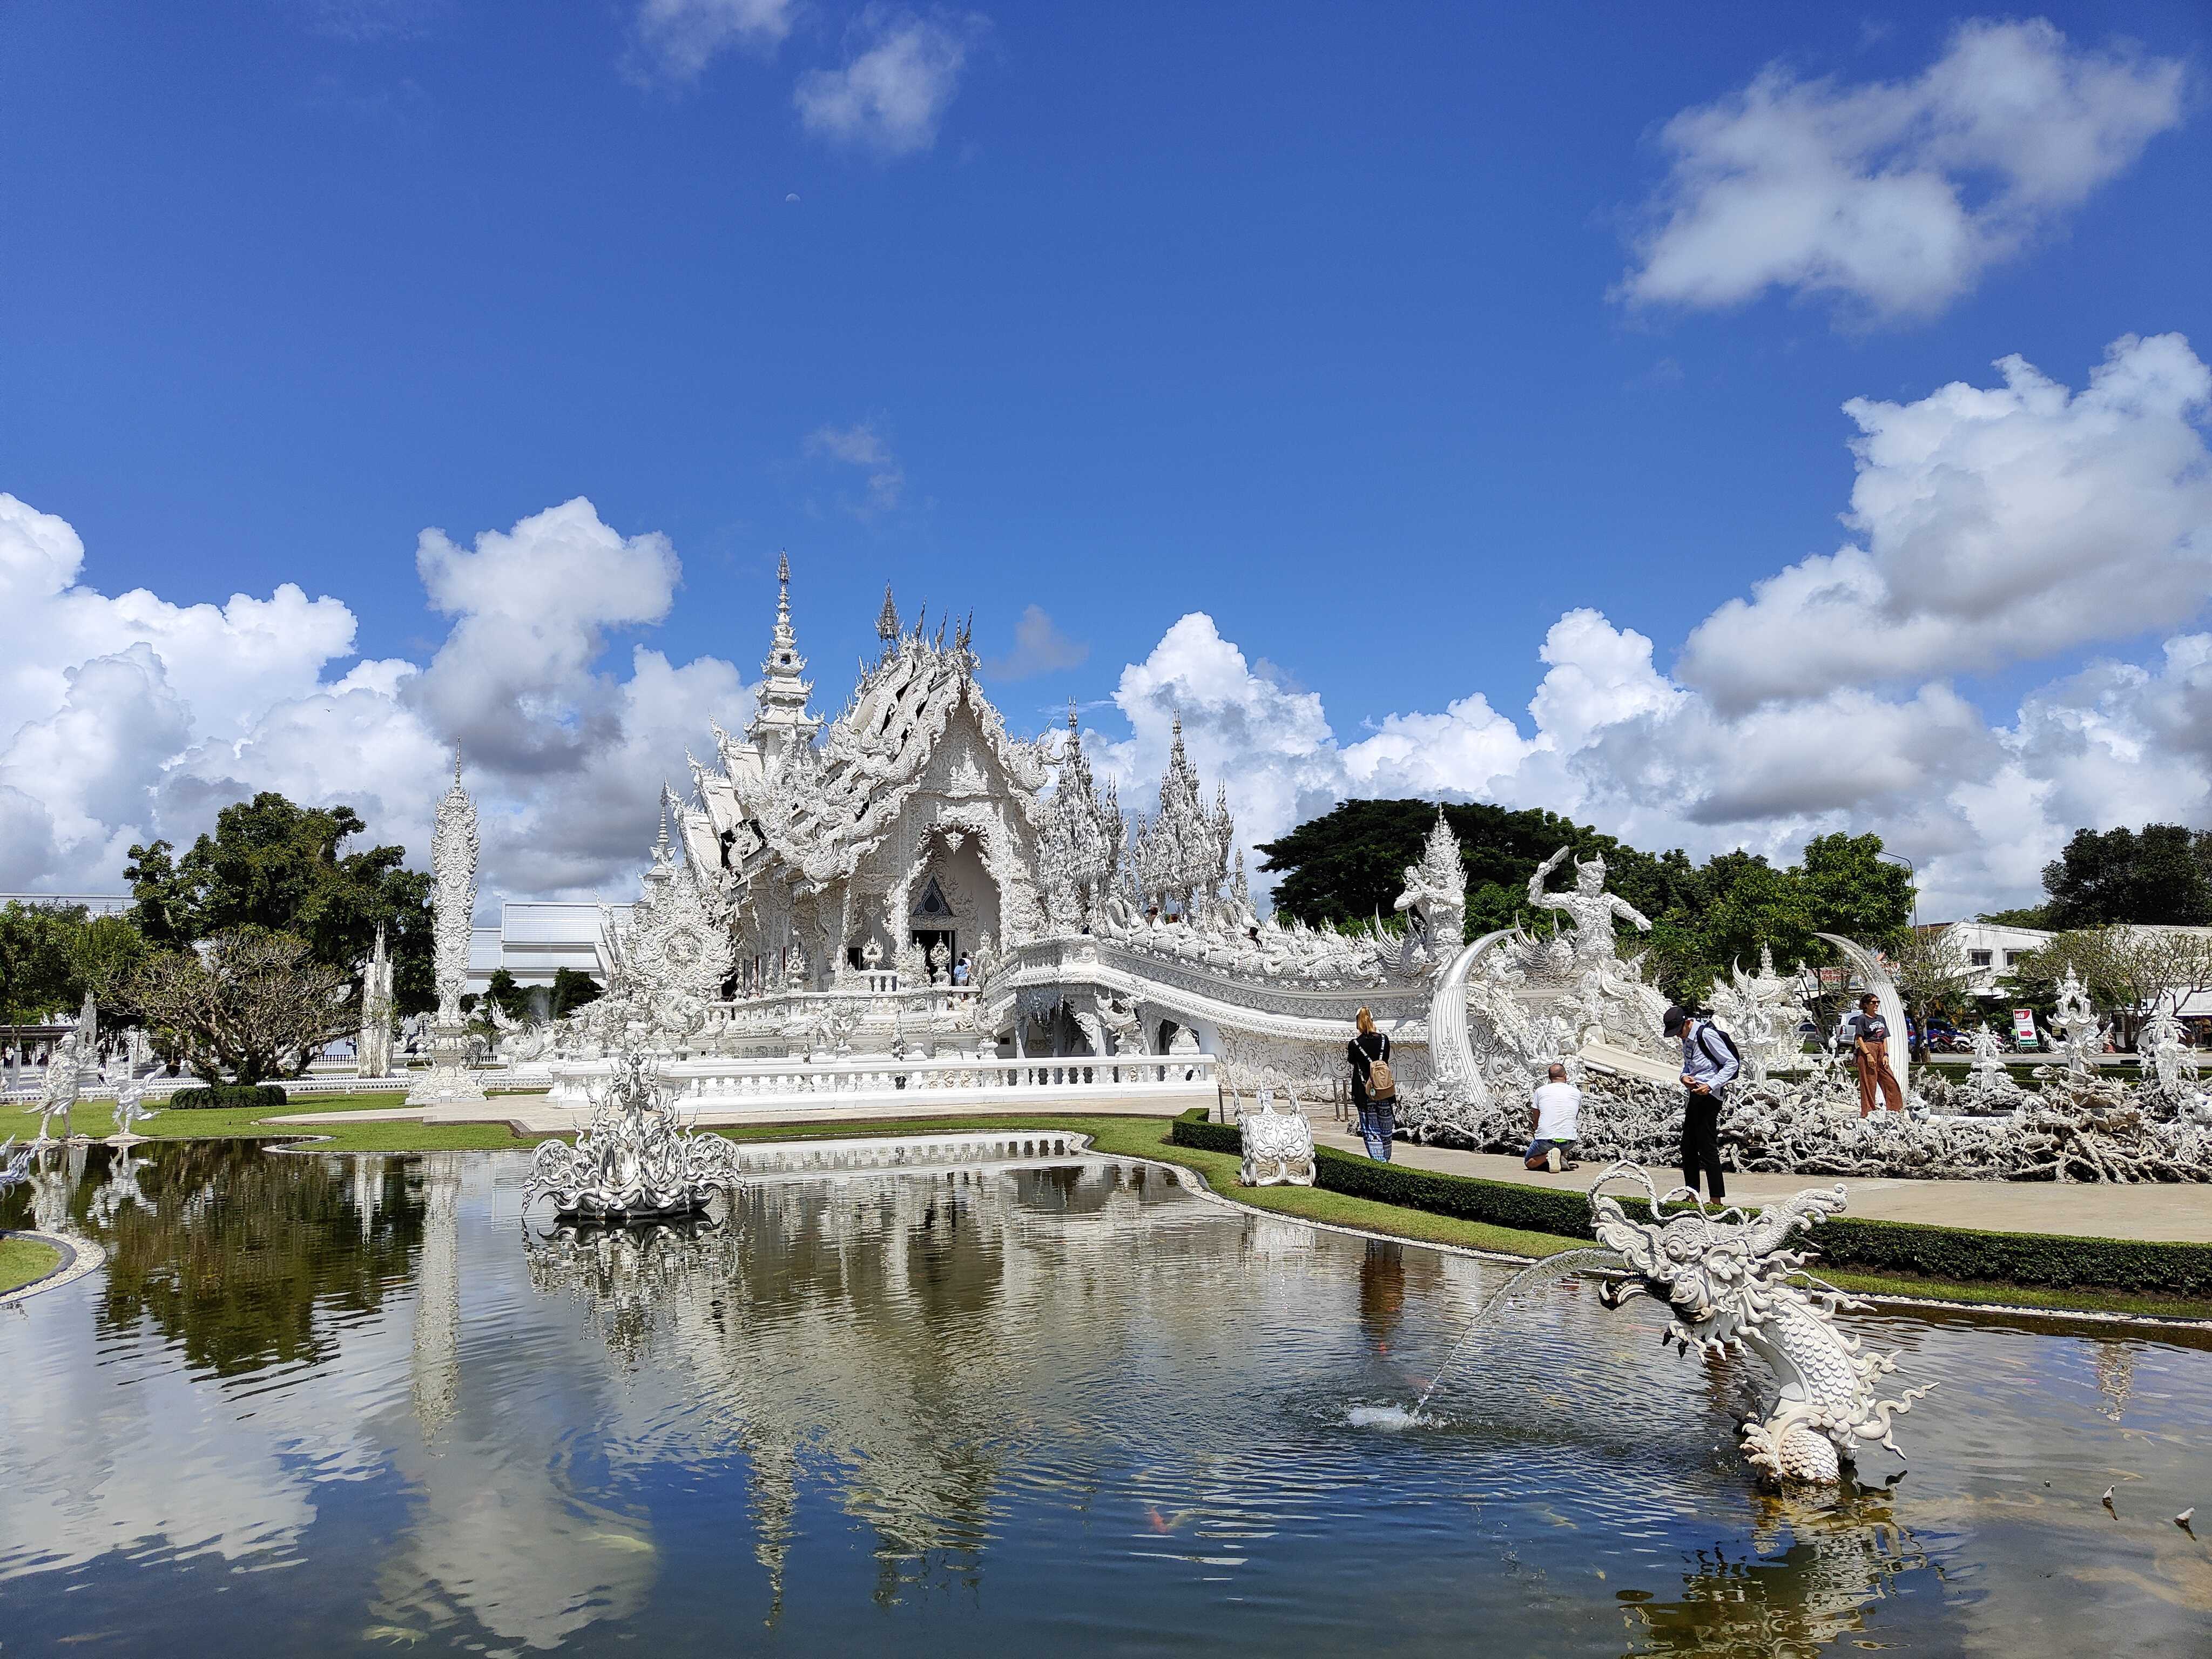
[{"xmin": 549, "ymin": 1051, "xmax": 1217, "ymax": 1107}]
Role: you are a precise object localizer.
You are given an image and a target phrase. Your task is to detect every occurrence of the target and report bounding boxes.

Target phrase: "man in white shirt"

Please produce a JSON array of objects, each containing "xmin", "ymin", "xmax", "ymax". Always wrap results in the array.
[{"xmin": 1524, "ymin": 1063, "xmax": 1581, "ymax": 1173}]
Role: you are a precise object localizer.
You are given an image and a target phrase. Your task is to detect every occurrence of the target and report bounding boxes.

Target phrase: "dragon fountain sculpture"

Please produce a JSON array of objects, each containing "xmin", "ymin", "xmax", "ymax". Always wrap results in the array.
[
  {"xmin": 1586, "ymin": 1164, "xmax": 1934, "ymax": 1487},
  {"xmin": 525, "ymin": 1030, "xmax": 745, "ymax": 1223}
]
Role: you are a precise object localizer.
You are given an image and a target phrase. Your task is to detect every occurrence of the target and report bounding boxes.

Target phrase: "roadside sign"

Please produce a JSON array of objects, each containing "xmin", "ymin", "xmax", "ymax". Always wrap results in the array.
[{"xmin": 2012, "ymin": 1008, "xmax": 2039, "ymax": 1050}]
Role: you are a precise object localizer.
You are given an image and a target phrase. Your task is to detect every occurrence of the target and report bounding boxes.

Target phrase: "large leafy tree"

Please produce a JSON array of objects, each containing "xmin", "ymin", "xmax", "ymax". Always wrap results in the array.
[
  {"xmin": 1256, "ymin": 800, "xmax": 1682, "ymax": 935},
  {"xmin": 125, "ymin": 793, "xmax": 434, "ymax": 1014},
  {"xmin": 2040, "ymin": 824, "xmax": 2212, "ymax": 929}
]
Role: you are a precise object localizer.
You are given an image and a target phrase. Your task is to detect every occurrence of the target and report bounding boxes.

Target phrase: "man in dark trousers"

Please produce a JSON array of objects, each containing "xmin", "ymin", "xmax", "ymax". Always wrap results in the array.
[{"xmin": 1663, "ymin": 1004, "xmax": 1737, "ymax": 1201}]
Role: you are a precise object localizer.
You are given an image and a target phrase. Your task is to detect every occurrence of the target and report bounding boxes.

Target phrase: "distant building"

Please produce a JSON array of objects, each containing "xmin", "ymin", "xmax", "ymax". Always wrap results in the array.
[
  {"xmin": 464, "ymin": 900, "xmax": 630, "ymax": 1004},
  {"xmin": 1938, "ymin": 920, "xmax": 2054, "ymax": 997}
]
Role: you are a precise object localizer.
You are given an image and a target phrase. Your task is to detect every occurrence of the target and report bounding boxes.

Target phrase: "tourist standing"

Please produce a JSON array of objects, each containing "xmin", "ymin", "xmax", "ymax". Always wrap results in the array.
[
  {"xmin": 1845, "ymin": 993, "xmax": 1906, "ymax": 1117},
  {"xmin": 1525, "ymin": 1062, "xmax": 1581, "ymax": 1172},
  {"xmin": 1347, "ymin": 1007, "xmax": 1397, "ymax": 1161},
  {"xmin": 1663, "ymin": 1004, "xmax": 1736, "ymax": 1200}
]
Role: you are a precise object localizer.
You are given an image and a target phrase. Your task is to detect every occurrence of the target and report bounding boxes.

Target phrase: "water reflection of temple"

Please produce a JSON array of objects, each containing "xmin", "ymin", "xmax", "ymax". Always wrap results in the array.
[{"xmin": 1626, "ymin": 1491, "xmax": 1930, "ymax": 1657}]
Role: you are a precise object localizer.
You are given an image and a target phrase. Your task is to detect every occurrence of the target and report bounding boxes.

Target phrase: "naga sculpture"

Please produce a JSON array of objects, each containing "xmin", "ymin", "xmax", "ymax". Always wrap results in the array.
[
  {"xmin": 525, "ymin": 1030, "xmax": 745, "ymax": 1223},
  {"xmin": 1238, "ymin": 1086, "xmax": 1316, "ymax": 1186},
  {"xmin": 1587, "ymin": 1164, "xmax": 1933, "ymax": 1486}
]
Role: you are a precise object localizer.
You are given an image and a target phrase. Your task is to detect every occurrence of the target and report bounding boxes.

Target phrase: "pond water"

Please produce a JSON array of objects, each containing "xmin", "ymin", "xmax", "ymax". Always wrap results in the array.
[{"xmin": 3, "ymin": 1141, "xmax": 2210, "ymax": 1656}]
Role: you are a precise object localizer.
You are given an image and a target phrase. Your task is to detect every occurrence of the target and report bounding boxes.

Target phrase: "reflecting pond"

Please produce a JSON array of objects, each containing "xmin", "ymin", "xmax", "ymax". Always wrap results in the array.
[{"xmin": 3, "ymin": 1141, "xmax": 2210, "ymax": 1655}]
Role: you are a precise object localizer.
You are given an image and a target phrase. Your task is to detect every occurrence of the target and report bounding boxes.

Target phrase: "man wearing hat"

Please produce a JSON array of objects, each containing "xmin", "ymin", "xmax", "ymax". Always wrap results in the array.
[{"xmin": 1663, "ymin": 1003, "xmax": 1737, "ymax": 1201}]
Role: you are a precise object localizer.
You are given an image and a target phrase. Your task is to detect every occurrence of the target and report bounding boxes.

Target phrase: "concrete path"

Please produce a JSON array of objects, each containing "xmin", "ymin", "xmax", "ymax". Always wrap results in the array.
[{"xmin": 1310, "ymin": 1122, "xmax": 2212, "ymax": 1244}]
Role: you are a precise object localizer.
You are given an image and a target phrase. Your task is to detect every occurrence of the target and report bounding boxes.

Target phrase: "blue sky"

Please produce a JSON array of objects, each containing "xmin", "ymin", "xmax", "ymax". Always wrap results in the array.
[{"xmin": 1, "ymin": 3, "xmax": 2208, "ymax": 915}]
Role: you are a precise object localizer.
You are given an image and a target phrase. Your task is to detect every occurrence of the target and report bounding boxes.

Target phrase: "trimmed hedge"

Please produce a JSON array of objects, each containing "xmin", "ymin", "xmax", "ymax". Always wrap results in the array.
[
  {"xmin": 166, "ymin": 1083, "xmax": 289, "ymax": 1110},
  {"xmin": 1169, "ymin": 1110, "xmax": 2212, "ymax": 1298}
]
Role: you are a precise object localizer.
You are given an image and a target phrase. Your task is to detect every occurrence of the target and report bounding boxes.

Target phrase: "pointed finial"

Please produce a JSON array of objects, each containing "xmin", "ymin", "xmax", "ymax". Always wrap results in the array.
[
  {"xmin": 1067, "ymin": 698, "xmax": 1079, "ymax": 733},
  {"xmin": 876, "ymin": 583, "xmax": 900, "ymax": 642},
  {"xmin": 777, "ymin": 550, "xmax": 790, "ymax": 586},
  {"xmin": 452, "ymin": 751, "xmax": 463, "ymax": 786}
]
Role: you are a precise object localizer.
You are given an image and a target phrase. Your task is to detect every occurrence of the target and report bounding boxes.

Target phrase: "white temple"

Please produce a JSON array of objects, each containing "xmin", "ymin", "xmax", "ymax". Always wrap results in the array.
[{"xmin": 538, "ymin": 559, "xmax": 1462, "ymax": 1103}]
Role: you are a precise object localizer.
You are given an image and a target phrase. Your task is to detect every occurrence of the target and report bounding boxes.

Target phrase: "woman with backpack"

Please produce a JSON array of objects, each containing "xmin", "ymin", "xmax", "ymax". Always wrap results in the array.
[{"xmin": 1347, "ymin": 1007, "xmax": 1397, "ymax": 1161}]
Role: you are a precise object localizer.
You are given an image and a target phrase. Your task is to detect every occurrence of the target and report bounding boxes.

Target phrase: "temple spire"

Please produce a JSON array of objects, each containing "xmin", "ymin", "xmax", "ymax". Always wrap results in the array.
[
  {"xmin": 747, "ymin": 551, "xmax": 821, "ymax": 767},
  {"xmin": 876, "ymin": 584, "xmax": 900, "ymax": 644}
]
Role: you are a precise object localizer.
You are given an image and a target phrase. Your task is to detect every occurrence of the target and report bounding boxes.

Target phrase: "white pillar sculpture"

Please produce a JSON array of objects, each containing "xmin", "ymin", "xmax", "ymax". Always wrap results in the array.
[
  {"xmin": 407, "ymin": 759, "xmax": 488, "ymax": 1107},
  {"xmin": 359, "ymin": 924, "xmax": 396, "ymax": 1080}
]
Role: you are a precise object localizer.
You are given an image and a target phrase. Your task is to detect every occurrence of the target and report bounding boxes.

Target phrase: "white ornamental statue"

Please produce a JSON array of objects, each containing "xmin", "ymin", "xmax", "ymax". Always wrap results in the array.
[
  {"xmin": 1238, "ymin": 1085, "xmax": 1316, "ymax": 1187},
  {"xmin": 408, "ymin": 758, "xmax": 488, "ymax": 1107},
  {"xmin": 1527, "ymin": 845, "xmax": 1652, "ymax": 966}
]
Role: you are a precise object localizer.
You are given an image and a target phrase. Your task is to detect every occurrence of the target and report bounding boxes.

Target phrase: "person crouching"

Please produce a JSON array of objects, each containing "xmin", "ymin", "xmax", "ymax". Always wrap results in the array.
[{"xmin": 1525, "ymin": 1062, "xmax": 1581, "ymax": 1172}]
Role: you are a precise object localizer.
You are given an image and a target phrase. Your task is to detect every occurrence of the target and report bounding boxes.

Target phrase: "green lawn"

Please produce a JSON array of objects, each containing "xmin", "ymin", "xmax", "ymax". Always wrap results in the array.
[
  {"xmin": 0, "ymin": 1234, "xmax": 62, "ymax": 1295},
  {"xmin": 28, "ymin": 1093, "xmax": 2209, "ymax": 1321}
]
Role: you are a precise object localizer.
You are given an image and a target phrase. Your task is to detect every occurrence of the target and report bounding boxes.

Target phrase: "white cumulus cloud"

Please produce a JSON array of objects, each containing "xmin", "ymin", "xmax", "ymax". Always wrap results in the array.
[
  {"xmin": 629, "ymin": 0, "xmax": 795, "ymax": 83},
  {"xmin": 793, "ymin": 7, "xmax": 981, "ymax": 156},
  {"xmin": 0, "ymin": 494, "xmax": 747, "ymax": 905},
  {"xmin": 1681, "ymin": 334, "xmax": 2212, "ymax": 711},
  {"xmin": 1618, "ymin": 18, "xmax": 2186, "ymax": 321}
]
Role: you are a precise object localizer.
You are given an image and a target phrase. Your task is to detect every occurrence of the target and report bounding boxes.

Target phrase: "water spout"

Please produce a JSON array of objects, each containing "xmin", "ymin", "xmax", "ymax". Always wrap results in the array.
[{"xmin": 1413, "ymin": 1247, "xmax": 1623, "ymax": 1415}]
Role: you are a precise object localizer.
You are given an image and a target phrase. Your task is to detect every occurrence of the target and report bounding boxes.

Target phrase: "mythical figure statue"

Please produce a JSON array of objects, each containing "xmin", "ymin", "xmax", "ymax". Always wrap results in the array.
[
  {"xmin": 1966, "ymin": 1023, "xmax": 2019, "ymax": 1103},
  {"xmin": 107, "ymin": 1060, "xmax": 157, "ymax": 1144},
  {"xmin": 1390, "ymin": 807, "xmax": 1467, "ymax": 980},
  {"xmin": 1238, "ymin": 1086, "xmax": 1316, "ymax": 1186},
  {"xmin": 30, "ymin": 994, "xmax": 96, "ymax": 1144},
  {"xmin": 2053, "ymin": 967, "xmax": 2106, "ymax": 1076},
  {"xmin": 1528, "ymin": 846, "xmax": 1651, "ymax": 967},
  {"xmin": 1588, "ymin": 1165, "xmax": 1933, "ymax": 1486},
  {"xmin": 1708, "ymin": 947, "xmax": 1812, "ymax": 1087},
  {"xmin": 2142, "ymin": 1006, "xmax": 2200, "ymax": 1096}
]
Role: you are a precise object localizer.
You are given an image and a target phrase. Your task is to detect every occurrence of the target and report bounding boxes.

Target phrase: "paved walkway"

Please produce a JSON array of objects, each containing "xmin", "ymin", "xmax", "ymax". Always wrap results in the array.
[{"xmin": 1309, "ymin": 1122, "xmax": 2212, "ymax": 1244}]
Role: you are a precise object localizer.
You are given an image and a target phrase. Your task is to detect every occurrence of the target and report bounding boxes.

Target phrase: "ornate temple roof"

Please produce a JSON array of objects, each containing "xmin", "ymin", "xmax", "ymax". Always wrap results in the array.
[{"xmin": 680, "ymin": 575, "xmax": 1057, "ymax": 897}]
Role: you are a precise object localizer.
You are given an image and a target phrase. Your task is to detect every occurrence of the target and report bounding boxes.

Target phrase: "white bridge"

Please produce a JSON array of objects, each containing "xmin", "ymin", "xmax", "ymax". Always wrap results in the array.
[{"xmin": 546, "ymin": 1049, "xmax": 1218, "ymax": 1113}]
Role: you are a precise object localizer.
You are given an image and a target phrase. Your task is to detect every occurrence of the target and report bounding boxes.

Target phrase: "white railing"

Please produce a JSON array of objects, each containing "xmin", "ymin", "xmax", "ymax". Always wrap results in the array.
[{"xmin": 548, "ymin": 1051, "xmax": 1216, "ymax": 1105}]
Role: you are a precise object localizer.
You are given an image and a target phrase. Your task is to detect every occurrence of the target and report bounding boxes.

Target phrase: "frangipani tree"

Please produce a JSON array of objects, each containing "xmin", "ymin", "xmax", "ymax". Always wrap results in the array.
[{"xmin": 112, "ymin": 928, "xmax": 354, "ymax": 1087}]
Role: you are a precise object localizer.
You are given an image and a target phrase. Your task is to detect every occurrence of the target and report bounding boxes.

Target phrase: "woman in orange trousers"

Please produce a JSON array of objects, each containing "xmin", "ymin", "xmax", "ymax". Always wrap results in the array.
[{"xmin": 1845, "ymin": 993, "xmax": 1906, "ymax": 1116}]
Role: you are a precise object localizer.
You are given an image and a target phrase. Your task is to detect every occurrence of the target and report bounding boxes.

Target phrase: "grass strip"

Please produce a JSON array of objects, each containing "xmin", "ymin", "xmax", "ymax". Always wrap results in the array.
[
  {"xmin": 1169, "ymin": 1115, "xmax": 2212, "ymax": 1318},
  {"xmin": 0, "ymin": 1234, "xmax": 62, "ymax": 1296}
]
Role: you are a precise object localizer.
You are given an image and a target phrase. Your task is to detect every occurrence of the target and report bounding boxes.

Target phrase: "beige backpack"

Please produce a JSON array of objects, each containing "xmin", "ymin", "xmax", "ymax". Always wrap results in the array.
[{"xmin": 1365, "ymin": 1041, "xmax": 1396, "ymax": 1103}]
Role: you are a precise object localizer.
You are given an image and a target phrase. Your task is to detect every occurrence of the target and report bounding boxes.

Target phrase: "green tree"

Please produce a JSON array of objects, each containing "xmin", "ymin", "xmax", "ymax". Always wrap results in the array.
[
  {"xmin": 124, "ymin": 792, "xmax": 435, "ymax": 1014},
  {"xmin": 2041, "ymin": 824, "xmax": 2212, "ymax": 928},
  {"xmin": 484, "ymin": 967, "xmax": 533, "ymax": 1022},
  {"xmin": 550, "ymin": 966, "xmax": 603, "ymax": 1020},
  {"xmin": 0, "ymin": 901, "xmax": 92, "ymax": 1024},
  {"xmin": 1256, "ymin": 799, "xmax": 1680, "ymax": 938}
]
